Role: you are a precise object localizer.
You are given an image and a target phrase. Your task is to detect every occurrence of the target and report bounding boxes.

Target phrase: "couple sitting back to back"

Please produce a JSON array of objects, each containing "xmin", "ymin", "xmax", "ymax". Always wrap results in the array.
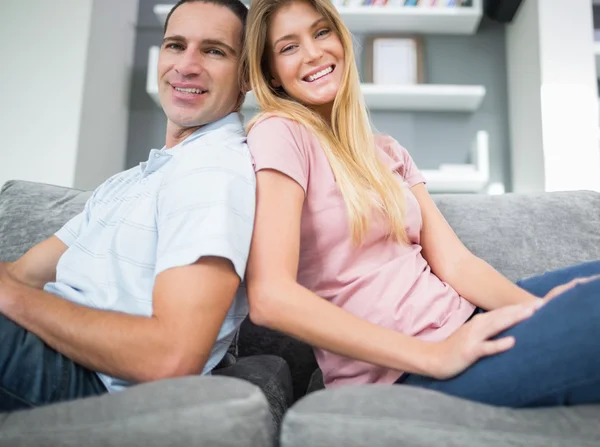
[{"xmin": 3, "ymin": 0, "xmax": 600, "ymax": 412}]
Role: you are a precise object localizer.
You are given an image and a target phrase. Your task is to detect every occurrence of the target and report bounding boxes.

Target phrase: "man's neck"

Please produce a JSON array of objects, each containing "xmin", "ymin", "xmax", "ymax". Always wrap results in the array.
[{"xmin": 165, "ymin": 122, "xmax": 203, "ymax": 149}]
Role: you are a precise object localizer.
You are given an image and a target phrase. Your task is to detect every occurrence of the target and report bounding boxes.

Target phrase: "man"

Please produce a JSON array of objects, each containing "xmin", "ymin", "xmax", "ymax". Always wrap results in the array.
[{"xmin": 0, "ymin": 0, "xmax": 254, "ymax": 411}]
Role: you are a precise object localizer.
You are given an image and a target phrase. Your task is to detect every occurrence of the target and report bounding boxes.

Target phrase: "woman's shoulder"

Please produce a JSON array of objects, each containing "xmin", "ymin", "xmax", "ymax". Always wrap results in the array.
[
  {"xmin": 373, "ymin": 133, "xmax": 409, "ymax": 161},
  {"xmin": 248, "ymin": 114, "xmax": 310, "ymax": 139}
]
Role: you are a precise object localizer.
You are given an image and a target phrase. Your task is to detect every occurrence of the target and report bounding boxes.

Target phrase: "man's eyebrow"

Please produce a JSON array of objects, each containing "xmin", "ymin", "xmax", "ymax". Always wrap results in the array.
[
  {"xmin": 162, "ymin": 34, "xmax": 186, "ymax": 45},
  {"xmin": 162, "ymin": 35, "xmax": 238, "ymax": 56},
  {"xmin": 202, "ymin": 38, "xmax": 238, "ymax": 56},
  {"xmin": 272, "ymin": 18, "xmax": 328, "ymax": 49}
]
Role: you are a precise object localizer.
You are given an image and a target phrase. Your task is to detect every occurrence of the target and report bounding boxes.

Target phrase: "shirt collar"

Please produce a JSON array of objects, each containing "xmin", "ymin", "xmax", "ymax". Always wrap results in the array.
[{"xmin": 139, "ymin": 112, "xmax": 245, "ymax": 174}]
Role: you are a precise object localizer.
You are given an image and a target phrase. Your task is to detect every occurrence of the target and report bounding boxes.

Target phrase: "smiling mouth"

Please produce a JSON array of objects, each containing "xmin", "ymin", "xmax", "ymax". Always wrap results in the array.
[
  {"xmin": 173, "ymin": 86, "xmax": 208, "ymax": 95},
  {"xmin": 303, "ymin": 65, "xmax": 335, "ymax": 83}
]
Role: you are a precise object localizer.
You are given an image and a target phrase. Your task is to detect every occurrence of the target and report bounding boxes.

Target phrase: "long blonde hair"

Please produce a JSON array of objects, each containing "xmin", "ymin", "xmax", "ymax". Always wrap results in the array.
[{"xmin": 242, "ymin": 0, "xmax": 407, "ymax": 244}]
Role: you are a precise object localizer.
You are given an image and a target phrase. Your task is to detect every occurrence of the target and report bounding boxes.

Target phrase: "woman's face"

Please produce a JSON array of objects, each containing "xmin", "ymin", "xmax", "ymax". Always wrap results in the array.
[{"xmin": 267, "ymin": 1, "xmax": 345, "ymax": 117}]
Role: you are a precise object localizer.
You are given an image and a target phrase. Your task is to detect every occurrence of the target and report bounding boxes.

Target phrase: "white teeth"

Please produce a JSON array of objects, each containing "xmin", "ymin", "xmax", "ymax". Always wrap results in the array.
[
  {"xmin": 175, "ymin": 87, "xmax": 205, "ymax": 94},
  {"xmin": 306, "ymin": 66, "xmax": 333, "ymax": 82}
]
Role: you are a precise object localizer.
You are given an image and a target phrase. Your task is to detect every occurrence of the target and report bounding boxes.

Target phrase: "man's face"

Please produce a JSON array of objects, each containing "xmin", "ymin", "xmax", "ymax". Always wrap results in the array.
[{"xmin": 158, "ymin": 2, "xmax": 243, "ymax": 131}]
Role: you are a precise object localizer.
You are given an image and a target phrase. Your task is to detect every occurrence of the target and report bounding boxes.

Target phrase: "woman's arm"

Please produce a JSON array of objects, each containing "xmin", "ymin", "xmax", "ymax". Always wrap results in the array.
[
  {"xmin": 412, "ymin": 183, "xmax": 540, "ymax": 310},
  {"xmin": 246, "ymin": 170, "xmax": 538, "ymax": 379}
]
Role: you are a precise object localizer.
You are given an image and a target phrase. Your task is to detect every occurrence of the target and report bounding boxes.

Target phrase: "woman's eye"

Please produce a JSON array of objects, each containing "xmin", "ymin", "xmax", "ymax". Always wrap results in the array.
[
  {"xmin": 207, "ymin": 49, "xmax": 226, "ymax": 56},
  {"xmin": 281, "ymin": 45, "xmax": 297, "ymax": 53},
  {"xmin": 316, "ymin": 29, "xmax": 330, "ymax": 38}
]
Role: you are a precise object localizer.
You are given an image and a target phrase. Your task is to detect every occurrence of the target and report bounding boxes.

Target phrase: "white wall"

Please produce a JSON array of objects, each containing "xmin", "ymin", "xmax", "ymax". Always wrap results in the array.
[
  {"xmin": 75, "ymin": 0, "xmax": 139, "ymax": 190},
  {"xmin": 506, "ymin": 0, "xmax": 600, "ymax": 192},
  {"xmin": 0, "ymin": 0, "xmax": 94, "ymax": 188},
  {"xmin": 0, "ymin": 0, "xmax": 138, "ymax": 191}
]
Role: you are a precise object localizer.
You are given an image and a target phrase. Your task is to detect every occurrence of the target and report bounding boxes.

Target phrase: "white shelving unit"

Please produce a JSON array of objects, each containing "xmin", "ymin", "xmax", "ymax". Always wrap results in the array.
[
  {"xmin": 153, "ymin": 1, "xmax": 483, "ymax": 35},
  {"xmin": 421, "ymin": 130, "xmax": 490, "ymax": 193},
  {"xmin": 146, "ymin": 47, "xmax": 485, "ymax": 112},
  {"xmin": 149, "ymin": 2, "xmax": 490, "ymax": 193}
]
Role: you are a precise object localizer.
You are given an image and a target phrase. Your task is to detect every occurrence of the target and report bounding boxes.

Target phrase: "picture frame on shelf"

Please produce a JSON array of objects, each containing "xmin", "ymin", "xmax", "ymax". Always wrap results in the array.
[{"xmin": 363, "ymin": 35, "xmax": 425, "ymax": 85}]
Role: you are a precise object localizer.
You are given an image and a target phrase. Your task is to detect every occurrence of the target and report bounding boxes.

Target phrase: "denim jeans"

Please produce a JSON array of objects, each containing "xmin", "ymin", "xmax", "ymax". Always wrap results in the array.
[
  {"xmin": 398, "ymin": 260, "xmax": 600, "ymax": 407},
  {"xmin": 0, "ymin": 314, "xmax": 107, "ymax": 412}
]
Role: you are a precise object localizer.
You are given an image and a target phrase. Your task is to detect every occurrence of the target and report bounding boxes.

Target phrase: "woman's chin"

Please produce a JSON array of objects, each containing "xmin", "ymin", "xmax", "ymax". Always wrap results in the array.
[{"xmin": 302, "ymin": 93, "xmax": 337, "ymax": 109}]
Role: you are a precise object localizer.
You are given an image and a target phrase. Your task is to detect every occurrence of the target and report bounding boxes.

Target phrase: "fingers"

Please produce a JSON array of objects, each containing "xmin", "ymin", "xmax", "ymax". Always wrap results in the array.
[
  {"xmin": 479, "ymin": 336, "xmax": 515, "ymax": 357},
  {"xmin": 547, "ymin": 274, "xmax": 600, "ymax": 301},
  {"xmin": 475, "ymin": 302, "xmax": 540, "ymax": 338}
]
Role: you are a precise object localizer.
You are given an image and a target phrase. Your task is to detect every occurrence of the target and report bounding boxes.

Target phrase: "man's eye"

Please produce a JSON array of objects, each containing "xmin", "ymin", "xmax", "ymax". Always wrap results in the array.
[{"xmin": 165, "ymin": 43, "xmax": 183, "ymax": 50}]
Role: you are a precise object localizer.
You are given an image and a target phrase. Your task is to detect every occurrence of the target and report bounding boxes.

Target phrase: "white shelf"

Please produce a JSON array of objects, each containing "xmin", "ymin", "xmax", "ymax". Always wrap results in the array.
[
  {"xmin": 240, "ymin": 83, "xmax": 486, "ymax": 112},
  {"xmin": 146, "ymin": 47, "xmax": 485, "ymax": 112},
  {"xmin": 355, "ymin": 84, "xmax": 485, "ymax": 111},
  {"xmin": 421, "ymin": 130, "xmax": 490, "ymax": 193},
  {"xmin": 336, "ymin": 4, "xmax": 482, "ymax": 35},
  {"xmin": 153, "ymin": 1, "xmax": 483, "ymax": 35}
]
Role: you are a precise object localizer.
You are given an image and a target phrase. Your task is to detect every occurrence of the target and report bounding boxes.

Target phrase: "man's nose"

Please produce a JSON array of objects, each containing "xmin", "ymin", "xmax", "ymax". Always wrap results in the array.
[{"xmin": 175, "ymin": 49, "xmax": 204, "ymax": 77}]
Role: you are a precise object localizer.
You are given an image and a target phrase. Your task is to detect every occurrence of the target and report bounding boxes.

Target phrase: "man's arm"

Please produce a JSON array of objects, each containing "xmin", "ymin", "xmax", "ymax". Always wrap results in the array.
[
  {"xmin": 6, "ymin": 236, "xmax": 67, "ymax": 289},
  {"xmin": 0, "ymin": 256, "xmax": 240, "ymax": 383}
]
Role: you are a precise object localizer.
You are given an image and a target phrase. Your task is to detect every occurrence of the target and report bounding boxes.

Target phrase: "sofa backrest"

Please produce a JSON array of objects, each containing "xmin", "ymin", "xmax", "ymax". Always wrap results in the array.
[
  {"xmin": 3, "ymin": 180, "xmax": 600, "ymax": 400},
  {"xmin": 0, "ymin": 180, "xmax": 90, "ymax": 261},
  {"xmin": 434, "ymin": 190, "xmax": 600, "ymax": 282}
]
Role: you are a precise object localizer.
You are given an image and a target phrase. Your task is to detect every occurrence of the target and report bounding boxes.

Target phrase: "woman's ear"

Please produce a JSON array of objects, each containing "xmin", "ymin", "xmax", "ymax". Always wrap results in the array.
[{"xmin": 270, "ymin": 77, "xmax": 282, "ymax": 88}]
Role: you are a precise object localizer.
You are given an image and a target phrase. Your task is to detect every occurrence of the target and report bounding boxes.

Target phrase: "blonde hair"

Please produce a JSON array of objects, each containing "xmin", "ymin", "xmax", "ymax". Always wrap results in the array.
[{"xmin": 242, "ymin": 0, "xmax": 407, "ymax": 244}]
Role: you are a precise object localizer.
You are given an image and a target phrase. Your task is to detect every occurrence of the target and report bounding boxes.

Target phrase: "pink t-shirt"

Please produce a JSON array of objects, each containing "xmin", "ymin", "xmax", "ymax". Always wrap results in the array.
[{"xmin": 247, "ymin": 116, "xmax": 475, "ymax": 388}]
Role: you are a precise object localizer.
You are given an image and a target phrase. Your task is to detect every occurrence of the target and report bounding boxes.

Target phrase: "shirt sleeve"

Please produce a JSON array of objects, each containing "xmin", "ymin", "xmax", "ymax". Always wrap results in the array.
[
  {"xmin": 386, "ymin": 137, "xmax": 426, "ymax": 187},
  {"xmin": 246, "ymin": 117, "xmax": 310, "ymax": 194},
  {"xmin": 154, "ymin": 145, "xmax": 256, "ymax": 281},
  {"xmin": 54, "ymin": 192, "xmax": 95, "ymax": 247}
]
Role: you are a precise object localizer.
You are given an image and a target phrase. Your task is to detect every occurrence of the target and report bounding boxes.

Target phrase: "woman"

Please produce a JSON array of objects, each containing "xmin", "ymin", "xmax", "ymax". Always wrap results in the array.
[{"xmin": 241, "ymin": 0, "xmax": 600, "ymax": 407}]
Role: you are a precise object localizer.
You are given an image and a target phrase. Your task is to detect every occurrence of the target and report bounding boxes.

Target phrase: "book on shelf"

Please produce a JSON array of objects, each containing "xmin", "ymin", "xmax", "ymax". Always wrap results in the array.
[{"xmin": 332, "ymin": 0, "xmax": 474, "ymax": 6}]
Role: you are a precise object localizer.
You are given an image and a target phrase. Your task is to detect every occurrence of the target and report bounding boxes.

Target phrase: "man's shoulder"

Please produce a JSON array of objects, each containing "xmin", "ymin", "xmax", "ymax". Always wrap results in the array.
[
  {"xmin": 91, "ymin": 165, "xmax": 140, "ymax": 198},
  {"xmin": 171, "ymin": 133, "xmax": 254, "ymax": 179}
]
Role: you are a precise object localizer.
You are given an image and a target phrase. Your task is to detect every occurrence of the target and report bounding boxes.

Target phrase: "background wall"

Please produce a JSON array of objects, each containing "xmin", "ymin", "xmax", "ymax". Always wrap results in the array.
[
  {"xmin": 0, "ymin": 0, "xmax": 138, "ymax": 190},
  {"xmin": 126, "ymin": 0, "xmax": 511, "ymax": 190}
]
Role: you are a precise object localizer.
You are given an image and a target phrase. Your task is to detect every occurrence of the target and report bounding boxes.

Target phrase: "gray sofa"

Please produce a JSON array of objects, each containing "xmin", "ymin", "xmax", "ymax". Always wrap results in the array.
[{"xmin": 2, "ymin": 179, "xmax": 600, "ymax": 446}]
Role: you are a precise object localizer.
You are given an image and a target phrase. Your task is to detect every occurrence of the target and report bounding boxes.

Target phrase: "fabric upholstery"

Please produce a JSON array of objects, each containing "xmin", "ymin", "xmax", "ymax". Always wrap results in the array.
[
  {"xmin": 214, "ymin": 355, "xmax": 293, "ymax": 434},
  {"xmin": 236, "ymin": 319, "xmax": 318, "ymax": 402},
  {"xmin": 0, "ymin": 180, "xmax": 90, "ymax": 262},
  {"xmin": 281, "ymin": 385, "xmax": 600, "ymax": 447},
  {"xmin": 433, "ymin": 190, "xmax": 600, "ymax": 281},
  {"xmin": 0, "ymin": 376, "xmax": 273, "ymax": 447}
]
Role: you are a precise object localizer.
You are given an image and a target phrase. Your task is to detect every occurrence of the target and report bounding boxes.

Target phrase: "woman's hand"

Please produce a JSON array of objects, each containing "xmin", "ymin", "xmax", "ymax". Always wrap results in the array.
[
  {"xmin": 427, "ymin": 301, "xmax": 544, "ymax": 380},
  {"xmin": 543, "ymin": 274, "xmax": 600, "ymax": 303}
]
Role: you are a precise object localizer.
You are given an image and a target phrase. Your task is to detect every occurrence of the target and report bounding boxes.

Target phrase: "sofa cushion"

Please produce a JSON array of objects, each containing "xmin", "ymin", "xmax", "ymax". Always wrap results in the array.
[
  {"xmin": 281, "ymin": 385, "xmax": 600, "ymax": 447},
  {"xmin": 214, "ymin": 355, "xmax": 293, "ymax": 433},
  {"xmin": 434, "ymin": 190, "xmax": 600, "ymax": 282},
  {"xmin": 236, "ymin": 320, "xmax": 318, "ymax": 402},
  {"xmin": 0, "ymin": 180, "xmax": 90, "ymax": 262},
  {"xmin": 0, "ymin": 376, "xmax": 273, "ymax": 447}
]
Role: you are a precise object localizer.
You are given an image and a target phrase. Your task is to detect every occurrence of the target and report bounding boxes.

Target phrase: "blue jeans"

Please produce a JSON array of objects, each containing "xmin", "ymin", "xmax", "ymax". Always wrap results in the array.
[
  {"xmin": 0, "ymin": 314, "xmax": 107, "ymax": 412},
  {"xmin": 398, "ymin": 260, "xmax": 600, "ymax": 407}
]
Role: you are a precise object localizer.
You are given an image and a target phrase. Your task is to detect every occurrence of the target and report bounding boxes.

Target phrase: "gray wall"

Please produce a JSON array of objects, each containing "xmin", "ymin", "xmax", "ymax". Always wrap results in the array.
[{"xmin": 126, "ymin": 0, "xmax": 510, "ymax": 190}]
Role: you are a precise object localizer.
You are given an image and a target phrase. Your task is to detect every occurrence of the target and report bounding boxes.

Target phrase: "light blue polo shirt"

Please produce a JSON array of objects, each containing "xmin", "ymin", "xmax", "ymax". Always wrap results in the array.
[{"xmin": 44, "ymin": 112, "xmax": 256, "ymax": 393}]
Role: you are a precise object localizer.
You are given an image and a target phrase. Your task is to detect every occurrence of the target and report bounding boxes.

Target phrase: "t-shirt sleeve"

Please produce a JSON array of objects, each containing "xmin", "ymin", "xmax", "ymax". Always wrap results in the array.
[
  {"xmin": 154, "ymin": 145, "xmax": 256, "ymax": 281},
  {"xmin": 386, "ymin": 137, "xmax": 426, "ymax": 187},
  {"xmin": 246, "ymin": 117, "xmax": 310, "ymax": 194},
  {"xmin": 54, "ymin": 192, "xmax": 96, "ymax": 247}
]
